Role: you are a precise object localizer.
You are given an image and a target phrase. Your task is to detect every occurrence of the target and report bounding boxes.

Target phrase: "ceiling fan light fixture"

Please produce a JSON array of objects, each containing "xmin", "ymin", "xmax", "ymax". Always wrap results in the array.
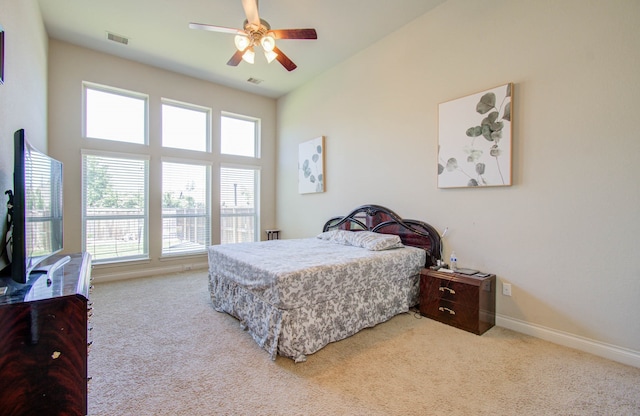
[
  {"xmin": 260, "ymin": 34, "xmax": 276, "ymax": 52},
  {"xmin": 234, "ymin": 34, "xmax": 250, "ymax": 51},
  {"xmin": 189, "ymin": 0, "xmax": 317, "ymax": 71},
  {"xmin": 264, "ymin": 49, "xmax": 278, "ymax": 63},
  {"xmin": 242, "ymin": 47, "xmax": 255, "ymax": 64}
]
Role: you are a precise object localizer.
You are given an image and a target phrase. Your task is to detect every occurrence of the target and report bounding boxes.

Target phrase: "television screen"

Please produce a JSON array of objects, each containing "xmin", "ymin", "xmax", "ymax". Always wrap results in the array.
[{"xmin": 11, "ymin": 129, "xmax": 64, "ymax": 283}]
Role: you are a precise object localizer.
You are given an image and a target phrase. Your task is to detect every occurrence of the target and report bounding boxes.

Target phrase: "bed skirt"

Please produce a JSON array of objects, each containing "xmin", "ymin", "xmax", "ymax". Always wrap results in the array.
[{"xmin": 208, "ymin": 272, "xmax": 420, "ymax": 362}]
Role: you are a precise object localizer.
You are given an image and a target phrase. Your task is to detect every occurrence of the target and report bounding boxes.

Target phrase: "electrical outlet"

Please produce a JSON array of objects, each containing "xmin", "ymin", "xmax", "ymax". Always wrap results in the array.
[{"xmin": 502, "ymin": 283, "xmax": 512, "ymax": 296}]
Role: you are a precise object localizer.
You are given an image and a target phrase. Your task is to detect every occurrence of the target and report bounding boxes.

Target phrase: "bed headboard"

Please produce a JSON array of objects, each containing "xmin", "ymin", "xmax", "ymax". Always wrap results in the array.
[{"xmin": 322, "ymin": 204, "xmax": 442, "ymax": 267}]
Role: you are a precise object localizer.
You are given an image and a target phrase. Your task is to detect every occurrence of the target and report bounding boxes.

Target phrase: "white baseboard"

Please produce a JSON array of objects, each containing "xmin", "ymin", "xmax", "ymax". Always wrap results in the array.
[
  {"xmin": 497, "ymin": 314, "xmax": 640, "ymax": 368},
  {"xmin": 93, "ymin": 262, "xmax": 208, "ymax": 283}
]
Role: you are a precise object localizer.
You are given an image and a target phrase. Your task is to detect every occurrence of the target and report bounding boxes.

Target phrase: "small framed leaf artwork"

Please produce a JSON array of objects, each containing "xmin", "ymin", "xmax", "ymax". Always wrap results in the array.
[
  {"xmin": 438, "ymin": 83, "xmax": 513, "ymax": 188},
  {"xmin": 298, "ymin": 136, "xmax": 325, "ymax": 194}
]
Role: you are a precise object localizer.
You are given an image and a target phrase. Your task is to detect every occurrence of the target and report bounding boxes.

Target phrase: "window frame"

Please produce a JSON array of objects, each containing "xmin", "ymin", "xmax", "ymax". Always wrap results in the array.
[
  {"xmin": 220, "ymin": 111, "xmax": 261, "ymax": 159},
  {"xmin": 82, "ymin": 82, "xmax": 149, "ymax": 145},
  {"xmin": 219, "ymin": 163, "xmax": 261, "ymax": 244},
  {"xmin": 81, "ymin": 149, "xmax": 150, "ymax": 264},
  {"xmin": 161, "ymin": 157, "xmax": 212, "ymax": 257},
  {"xmin": 161, "ymin": 98, "xmax": 212, "ymax": 153}
]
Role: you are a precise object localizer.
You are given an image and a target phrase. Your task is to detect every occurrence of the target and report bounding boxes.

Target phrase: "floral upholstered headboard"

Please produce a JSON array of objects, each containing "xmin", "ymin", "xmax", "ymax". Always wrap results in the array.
[{"xmin": 322, "ymin": 204, "xmax": 442, "ymax": 267}]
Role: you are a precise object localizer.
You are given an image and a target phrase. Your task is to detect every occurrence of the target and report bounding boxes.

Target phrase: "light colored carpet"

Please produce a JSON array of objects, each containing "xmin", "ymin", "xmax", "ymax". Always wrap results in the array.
[{"xmin": 88, "ymin": 271, "xmax": 640, "ymax": 416}]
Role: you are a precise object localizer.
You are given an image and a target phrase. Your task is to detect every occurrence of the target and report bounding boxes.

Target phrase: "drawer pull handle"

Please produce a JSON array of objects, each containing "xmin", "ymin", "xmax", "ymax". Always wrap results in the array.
[
  {"xmin": 439, "ymin": 307, "xmax": 456, "ymax": 315},
  {"xmin": 439, "ymin": 287, "xmax": 455, "ymax": 295}
]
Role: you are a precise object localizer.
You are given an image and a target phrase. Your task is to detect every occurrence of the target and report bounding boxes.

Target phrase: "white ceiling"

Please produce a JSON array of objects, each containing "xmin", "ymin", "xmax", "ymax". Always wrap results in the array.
[{"xmin": 38, "ymin": 0, "xmax": 445, "ymax": 98}]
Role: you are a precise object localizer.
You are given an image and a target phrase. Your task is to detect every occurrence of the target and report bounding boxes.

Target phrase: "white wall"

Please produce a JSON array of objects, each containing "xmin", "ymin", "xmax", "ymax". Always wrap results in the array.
[
  {"xmin": 0, "ymin": 0, "xmax": 48, "ymax": 272},
  {"xmin": 47, "ymin": 40, "xmax": 277, "ymax": 280},
  {"xmin": 277, "ymin": 0, "xmax": 640, "ymax": 366}
]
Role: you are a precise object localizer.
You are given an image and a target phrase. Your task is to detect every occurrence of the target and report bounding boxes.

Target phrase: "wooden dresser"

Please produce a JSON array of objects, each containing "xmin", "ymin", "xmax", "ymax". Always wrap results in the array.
[
  {"xmin": 0, "ymin": 253, "xmax": 92, "ymax": 416},
  {"xmin": 419, "ymin": 268, "xmax": 496, "ymax": 335}
]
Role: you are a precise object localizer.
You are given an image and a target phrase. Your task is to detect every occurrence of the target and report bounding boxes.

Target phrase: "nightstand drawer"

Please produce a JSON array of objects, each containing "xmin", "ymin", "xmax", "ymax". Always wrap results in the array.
[
  {"xmin": 421, "ymin": 298, "xmax": 479, "ymax": 333},
  {"xmin": 421, "ymin": 277, "xmax": 479, "ymax": 304}
]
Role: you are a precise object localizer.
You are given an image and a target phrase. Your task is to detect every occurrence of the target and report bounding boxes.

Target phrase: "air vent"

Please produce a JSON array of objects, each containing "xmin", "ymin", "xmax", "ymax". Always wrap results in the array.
[
  {"xmin": 247, "ymin": 77, "xmax": 263, "ymax": 85},
  {"xmin": 106, "ymin": 32, "xmax": 129, "ymax": 45}
]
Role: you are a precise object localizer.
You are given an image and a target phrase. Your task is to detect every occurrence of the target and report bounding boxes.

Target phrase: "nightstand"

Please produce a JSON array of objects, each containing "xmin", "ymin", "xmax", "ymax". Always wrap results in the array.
[
  {"xmin": 419, "ymin": 268, "xmax": 496, "ymax": 335},
  {"xmin": 265, "ymin": 229, "xmax": 281, "ymax": 240}
]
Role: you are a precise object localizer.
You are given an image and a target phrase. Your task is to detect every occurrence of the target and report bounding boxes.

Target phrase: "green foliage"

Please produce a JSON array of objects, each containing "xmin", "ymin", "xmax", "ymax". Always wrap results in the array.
[
  {"xmin": 475, "ymin": 92, "xmax": 496, "ymax": 114},
  {"xmin": 163, "ymin": 191, "xmax": 199, "ymax": 209},
  {"xmin": 86, "ymin": 158, "xmax": 112, "ymax": 208},
  {"xmin": 86, "ymin": 158, "xmax": 143, "ymax": 209}
]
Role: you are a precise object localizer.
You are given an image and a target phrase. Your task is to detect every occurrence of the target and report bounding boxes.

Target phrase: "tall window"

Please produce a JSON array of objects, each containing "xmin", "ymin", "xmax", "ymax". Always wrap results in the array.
[
  {"xmin": 84, "ymin": 83, "xmax": 147, "ymax": 144},
  {"xmin": 82, "ymin": 152, "xmax": 149, "ymax": 262},
  {"xmin": 162, "ymin": 100, "xmax": 210, "ymax": 152},
  {"xmin": 220, "ymin": 166, "xmax": 259, "ymax": 244},
  {"xmin": 221, "ymin": 113, "xmax": 259, "ymax": 157},
  {"xmin": 162, "ymin": 161, "xmax": 211, "ymax": 255},
  {"xmin": 81, "ymin": 81, "xmax": 265, "ymax": 264},
  {"xmin": 82, "ymin": 83, "xmax": 150, "ymax": 263}
]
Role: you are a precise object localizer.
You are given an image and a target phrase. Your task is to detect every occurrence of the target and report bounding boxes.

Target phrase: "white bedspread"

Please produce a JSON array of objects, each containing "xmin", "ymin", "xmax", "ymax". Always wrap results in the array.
[{"xmin": 208, "ymin": 238, "xmax": 426, "ymax": 309}]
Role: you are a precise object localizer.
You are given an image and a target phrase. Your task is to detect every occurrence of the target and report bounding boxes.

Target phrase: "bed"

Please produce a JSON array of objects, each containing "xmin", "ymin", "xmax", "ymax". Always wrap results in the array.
[{"xmin": 207, "ymin": 204, "xmax": 442, "ymax": 362}]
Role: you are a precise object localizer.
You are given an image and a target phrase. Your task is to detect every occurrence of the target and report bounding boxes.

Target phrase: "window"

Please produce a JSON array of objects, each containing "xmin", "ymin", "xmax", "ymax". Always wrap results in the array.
[
  {"xmin": 220, "ymin": 166, "xmax": 259, "ymax": 244},
  {"xmin": 221, "ymin": 113, "xmax": 259, "ymax": 157},
  {"xmin": 162, "ymin": 160, "xmax": 211, "ymax": 256},
  {"xmin": 162, "ymin": 100, "xmax": 210, "ymax": 152},
  {"xmin": 80, "ymin": 82, "xmax": 266, "ymax": 265},
  {"xmin": 84, "ymin": 83, "xmax": 147, "ymax": 144},
  {"xmin": 82, "ymin": 151, "xmax": 149, "ymax": 262}
]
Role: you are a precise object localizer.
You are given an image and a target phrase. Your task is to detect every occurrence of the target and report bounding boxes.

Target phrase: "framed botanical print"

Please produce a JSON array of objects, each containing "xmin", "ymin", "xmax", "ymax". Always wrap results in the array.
[
  {"xmin": 438, "ymin": 83, "xmax": 513, "ymax": 188},
  {"xmin": 298, "ymin": 136, "xmax": 325, "ymax": 194}
]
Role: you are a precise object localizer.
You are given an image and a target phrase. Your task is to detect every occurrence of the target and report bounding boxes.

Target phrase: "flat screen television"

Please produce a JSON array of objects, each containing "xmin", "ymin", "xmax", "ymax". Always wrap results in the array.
[{"xmin": 8, "ymin": 129, "xmax": 64, "ymax": 284}]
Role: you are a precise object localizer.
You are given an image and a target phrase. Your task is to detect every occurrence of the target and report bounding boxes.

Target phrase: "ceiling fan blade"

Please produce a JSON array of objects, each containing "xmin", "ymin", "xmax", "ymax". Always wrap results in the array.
[
  {"xmin": 273, "ymin": 46, "xmax": 297, "ymax": 72},
  {"xmin": 241, "ymin": 0, "xmax": 261, "ymax": 26},
  {"xmin": 269, "ymin": 28, "xmax": 317, "ymax": 40},
  {"xmin": 189, "ymin": 22, "xmax": 244, "ymax": 35},
  {"xmin": 227, "ymin": 49, "xmax": 245, "ymax": 66}
]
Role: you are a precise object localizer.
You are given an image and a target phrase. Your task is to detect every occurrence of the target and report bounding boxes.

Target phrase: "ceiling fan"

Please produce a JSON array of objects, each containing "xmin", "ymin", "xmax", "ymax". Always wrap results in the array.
[{"xmin": 189, "ymin": 0, "xmax": 317, "ymax": 72}]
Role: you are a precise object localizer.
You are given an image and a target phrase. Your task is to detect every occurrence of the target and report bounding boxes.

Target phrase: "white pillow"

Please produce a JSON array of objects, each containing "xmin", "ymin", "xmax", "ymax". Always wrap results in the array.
[
  {"xmin": 316, "ymin": 229, "xmax": 350, "ymax": 244},
  {"xmin": 348, "ymin": 231, "xmax": 404, "ymax": 251},
  {"xmin": 317, "ymin": 230, "xmax": 403, "ymax": 251}
]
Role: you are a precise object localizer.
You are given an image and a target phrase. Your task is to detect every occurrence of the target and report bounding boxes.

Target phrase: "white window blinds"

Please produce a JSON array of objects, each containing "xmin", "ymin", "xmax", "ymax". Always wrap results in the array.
[
  {"xmin": 162, "ymin": 160, "xmax": 211, "ymax": 255},
  {"xmin": 220, "ymin": 166, "xmax": 259, "ymax": 244},
  {"xmin": 82, "ymin": 151, "xmax": 149, "ymax": 262}
]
